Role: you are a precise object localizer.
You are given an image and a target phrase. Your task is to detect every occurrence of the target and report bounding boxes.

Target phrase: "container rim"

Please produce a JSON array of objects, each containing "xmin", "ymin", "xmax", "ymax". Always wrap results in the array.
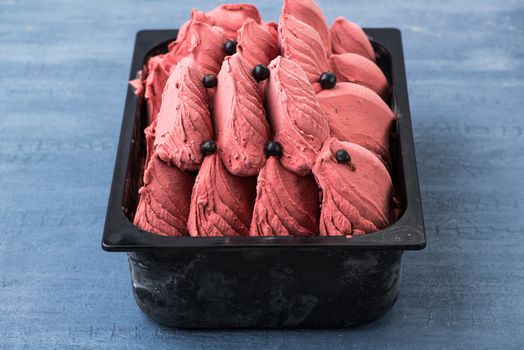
[{"xmin": 102, "ymin": 29, "xmax": 426, "ymax": 252}]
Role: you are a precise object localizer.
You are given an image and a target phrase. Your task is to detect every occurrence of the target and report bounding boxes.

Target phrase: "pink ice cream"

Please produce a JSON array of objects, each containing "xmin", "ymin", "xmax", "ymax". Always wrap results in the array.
[
  {"xmin": 154, "ymin": 57, "xmax": 213, "ymax": 171},
  {"xmin": 143, "ymin": 55, "xmax": 171, "ymax": 124},
  {"xmin": 237, "ymin": 20, "xmax": 280, "ymax": 68},
  {"xmin": 167, "ymin": 10, "xmax": 213, "ymax": 62},
  {"xmin": 263, "ymin": 21, "xmax": 279, "ymax": 42},
  {"xmin": 132, "ymin": 2, "xmax": 399, "ymax": 238},
  {"xmin": 141, "ymin": 18, "xmax": 226, "ymax": 124},
  {"xmin": 330, "ymin": 17, "xmax": 375, "ymax": 61},
  {"xmin": 207, "ymin": 3, "xmax": 262, "ymax": 39},
  {"xmin": 188, "ymin": 154, "xmax": 257, "ymax": 237},
  {"xmin": 144, "ymin": 119, "xmax": 157, "ymax": 169},
  {"xmin": 330, "ymin": 53, "xmax": 390, "ymax": 100},
  {"xmin": 250, "ymin": 157, "xmax": 320, "ymax": 236},
  {"xmin": 279, "ymin": 14, "xmax": 329, "ymax": 90},
  {"xmin": 313, "ymin": 138, "xmax": 393, "ymax": 236},
  {"xmin": 282, "ymin": 0, "xmax": 331, "ymax": 56},
  {"xmin": 134, "ymin": 155, "xmax": 195, "ymax": 236},
  {"xmin": 213, "ymin": 54, "xmax": 270, "ymax": 176},
  {"xmin": 317, "ymin": 82, "xmax": 395, "ymax": 167},
  {"xmin": 266, "ymin": 56, "xmax": 330, "ymax": 176},
  {"xmin": 187, "ymin": 22, "xmax": 228, "ymax": 75}
]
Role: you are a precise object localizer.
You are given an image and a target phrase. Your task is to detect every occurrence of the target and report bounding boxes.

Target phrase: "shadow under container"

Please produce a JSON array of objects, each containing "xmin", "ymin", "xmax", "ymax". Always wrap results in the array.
[{"xmin": 102, "ymin": 29, "xmax": 426, "ymax": 328}]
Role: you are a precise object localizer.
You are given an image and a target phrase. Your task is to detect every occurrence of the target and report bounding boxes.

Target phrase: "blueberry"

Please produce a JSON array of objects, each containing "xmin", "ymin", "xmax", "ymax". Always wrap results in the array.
[
  {"xmin": 265, "ymin": 141, "xmax": 282, "ymax": 157},
  {"xmin": 224, "ymin": 40, "xmax": 237, "ymax": 55},
  {"xmin": 201, "ymin": 140, "xmax": 217, "ymax": 156},
  {"xmin": 252, "ymin": 64, "xmax": 270, "ymax": 82},
  {"xmin": 319, "ymin": 71, "xmax": 337, "ymax": 90},
  {"xmin": 335, "ymin": 149, "xmax": 351, "ymax": 164},
  {"xmin": 202, "ymin": 74, "xmax": 218, "ymax": 88}
]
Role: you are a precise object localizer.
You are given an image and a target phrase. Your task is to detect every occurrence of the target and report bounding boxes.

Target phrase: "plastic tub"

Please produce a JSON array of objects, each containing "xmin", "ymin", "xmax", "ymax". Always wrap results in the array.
[{"xmin": 102, "ymin": 29, "xmax": 425, "ymax": 328}]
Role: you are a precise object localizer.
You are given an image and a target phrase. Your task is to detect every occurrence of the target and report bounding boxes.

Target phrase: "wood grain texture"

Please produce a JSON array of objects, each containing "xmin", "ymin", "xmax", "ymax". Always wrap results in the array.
[{"xmin": 1, "ymin": 0, "xmax": 523, "ymax": 348}]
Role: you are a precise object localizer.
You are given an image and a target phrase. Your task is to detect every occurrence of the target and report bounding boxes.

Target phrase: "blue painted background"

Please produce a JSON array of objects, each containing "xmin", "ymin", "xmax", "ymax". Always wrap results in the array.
[{"xmin": 1, "ymin": 0, "xmax": 523, "ymax": 348}]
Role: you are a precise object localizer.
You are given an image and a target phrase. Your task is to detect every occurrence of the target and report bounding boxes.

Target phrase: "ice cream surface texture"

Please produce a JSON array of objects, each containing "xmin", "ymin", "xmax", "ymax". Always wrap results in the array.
[
  {"xmin": 250, "ymin": 157, "xmax": 320, "ymax": 236},
  {"xmin": 131, "ymin": 0, "xmax": 397, "ymax": 238},
  {"xmin": 213, "ymin": 54, "xmax": 270, "ymax": 176},
  {"xmin": 154, "ymin": 57, "xmax": 213, "ymax": 171},
  {"xmin": 278, "ymin": 14, "xmax": 329, "ymax": 89},
  {"xmin": 282, "ymin": 0, "xmax": 331, "ymax": 57},
  {"xmin": 237, "ymin": 20, "xmax": 280, "ymax": 68},
  {"xmin": 313, "ymin": 138, "xmax": 393, "ymax": 236},
  {"xmin": 188, "ymin": 154, "xmax": 257, "ymax": 237},
  {"xmin": 266, "ymin": 56, "xmax": 329, "ymax": 176},
  {"xmin": 330, "ymin": 17, "xmax": 376, "ymax": 61},
  {"xmin": 329, "ymin": 53, "xmax": 389, "ymax": 100},
  {"xmin": 317, "ymin": 82, "xmax": 395, "ymax": 167},
  {"xmin": 134, "ymin": 156, "xmax": 195, "ymax": 237}
]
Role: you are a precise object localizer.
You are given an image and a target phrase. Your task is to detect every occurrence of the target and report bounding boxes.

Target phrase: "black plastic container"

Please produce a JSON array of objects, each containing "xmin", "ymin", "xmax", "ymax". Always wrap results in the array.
[{"xmin": 102, "ymin": 29, "xmax": 425, "ymax": 328}]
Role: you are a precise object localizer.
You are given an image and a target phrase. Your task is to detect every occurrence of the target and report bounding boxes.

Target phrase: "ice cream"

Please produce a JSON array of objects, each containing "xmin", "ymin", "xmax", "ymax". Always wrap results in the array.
[
  {"xmin": 134, "ymin": 155, "xmax": 195, "ymax": 237},
  {"xmin": 144, "ymin": 119, "xmax": 157, "ymax": 169},
  {"xmin": 143, "ymin": 55, "xmax": 171, "ymax": 124},
  {"xmin": 329, "ymin": 53, "xmax": 389, "ymax": 100},
  {"xmin": 213, "ymin": 54, "xmax": 270, "ymax": 176},
  {"xmin": 188, "ymin": 154, "xmax": 257, "ymax": 236},
  {"xmin": 266, "ymin": 56, "xmax": 330, "ymax": 176},
  {"xmin": 317, "ymin": 82, "xmax": 395, "ymax": 167},
  {"xmin": 207, "ymin": 3, "xmax": 262, "ymax": 39},
  {"xmin": 131, "ymin": 0, "xmax": 398, "ymax": 238},
  {"xmin": 142, "ymin": 10, "xmax": 230, "ymax": 120},
  {"xmin": 278, "ymin": 14, "xmax": 329, "ymax": 89},
  {"xmin": 154, "ymin": 57, "xmax": 213, "ymax": 171},
  {"xmin": 263, "ymin": 21, "xmax": 279, "ymax": 41},
  {"xmin": 237, "ymin": 20, "xmax": 280, "ymax": 68},
  {"xmin": 250, "ymin": 157, "xmax": 320, "ymax": 236},
  {"xmin": 312, "ymin": 138, "xmax": 393, "ymax": 236},
  {"xmin": 167, "ymin": 9, "xmax": 212, "ymax": 59},
  {"xmin": 187, "ymin": 22, "xmax": 228, "ymax": 75},
  {"xmin": 330, "ymin": 17, "xmax": 375, "ymax": 61},
  {"xmin": 282, "ymin": 0, "xmax": 331, "ymax": 56}
]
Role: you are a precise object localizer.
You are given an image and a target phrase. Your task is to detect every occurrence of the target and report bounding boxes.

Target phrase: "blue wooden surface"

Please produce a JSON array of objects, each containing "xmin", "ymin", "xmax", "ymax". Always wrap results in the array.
[{"xmin": 1, "ymin": 0, "xmax": 523, "ymax": 348}]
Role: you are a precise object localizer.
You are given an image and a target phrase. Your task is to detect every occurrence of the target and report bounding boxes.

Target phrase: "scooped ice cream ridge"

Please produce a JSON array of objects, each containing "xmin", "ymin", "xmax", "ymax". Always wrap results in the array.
[
  {"xmin": 317, "ymin": 82, "xmax": 395, "ymax": 167},
  {"xmin": 213, "ymin": 54, "xmax": 271, "ymax": 176},
  {"xmin": 154, "ymin": 57, "xmax": 213, "ymax": 171},
  {"xmin": 266, "ymin": 56, "xmax": 330, "ymax": 176}
]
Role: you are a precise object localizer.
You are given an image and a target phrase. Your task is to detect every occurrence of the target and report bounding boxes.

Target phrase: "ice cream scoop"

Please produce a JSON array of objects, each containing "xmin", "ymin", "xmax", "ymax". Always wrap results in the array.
[
  {"xmin": 167, "ymin": 9, "xmax": 212, "ymax": 60},
  {"xmin": 134, "ymin": 155, "xmax": 195, "ymax": 237},
  {"xmin": 313, "ymin": 138, "xmax": 393, "ymax": 236},
  {"xmin": 188, "ymin": 154, "xmax": 257, "ymax": 237},
  {"xmin": 263, "ymin": 21, "xmax": 279, "ymax": 41},
  {"xmin": 213, "ymin": 54, "xmax": 270, "ymax": 176},
  {"xmin": 144, "ymin": 119, "xmax": 157, "ymax": 169},
  {"xmin": 330, "ymin": 53, "xmax": 389, "ymax": 100},
  {"xmin": 316, "ymin": 82, "xmax": 395, "ymax": 167},
  {"xmin": 279, "ymin": 14, "xmax": 329, "ymax": 89},
  {"xmin": 330, "ymin": 17, "xmax": 375, "ymax": 61},
  {"xmin": 282, "ymin": 0, "xmax": 331, "ymax": 57},
  {"xmin": 266, "ymin": 56, "xmax": 330, "ymax": 175},
  {"xmin": 188, "ymin": 22, "xmax": 228, "ymax": 75},
  {"xmin": 250, "ymin": 156, "xmax": 320, "ymax": 236},
  {"xmin": 207, "ymin": 3, "xmax": 262, "ymax": 40},
  {"xmin": 143, "ymin": 18, "xmax": 225, "ymax": 124},
  {"xmin": 154, "ymin": 57, "xmax": 213, "ymax": 171},
  {"xmin": 237, "ymin": 20, "xmax": 280, "ymax": 68}
]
